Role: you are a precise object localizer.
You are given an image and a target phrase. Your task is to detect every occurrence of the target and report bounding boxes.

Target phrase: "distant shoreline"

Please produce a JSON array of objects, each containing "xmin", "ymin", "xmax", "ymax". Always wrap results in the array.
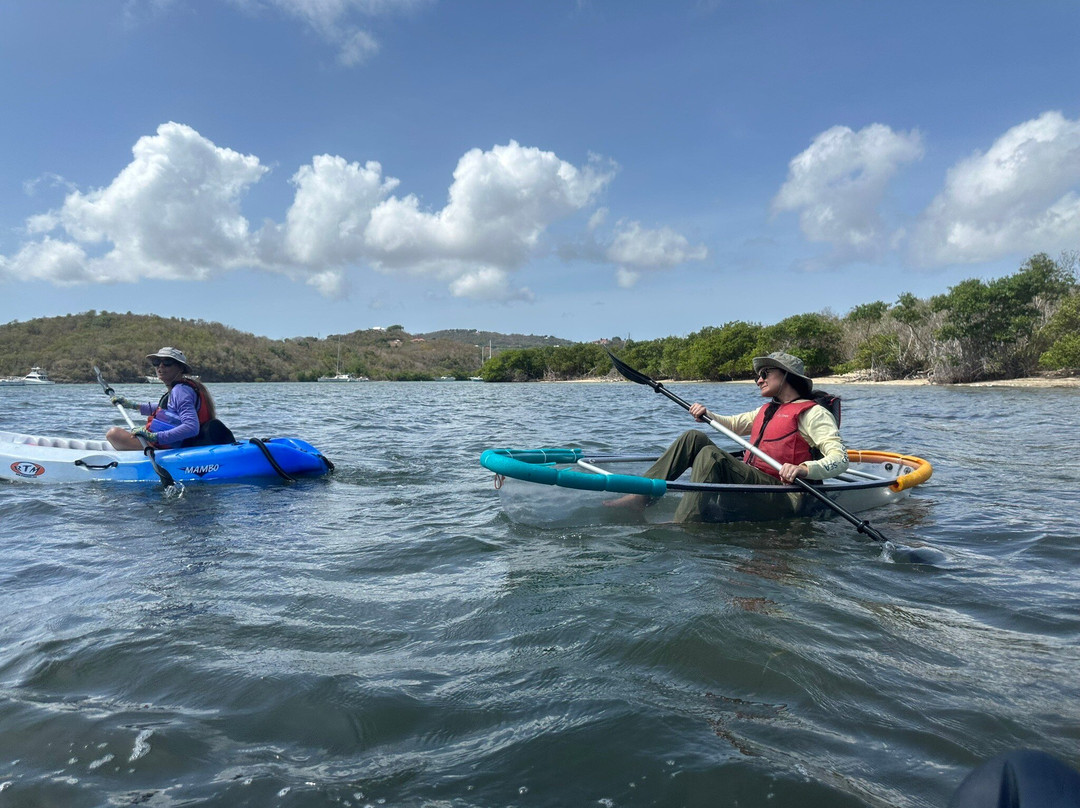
[
  {"xmin": 817, "ymin": 374, "xmax": 1079, "ymax": 388},
  {"xmin": 565, "ymin": 373, "xmax": 1080, "ymax": 388}
]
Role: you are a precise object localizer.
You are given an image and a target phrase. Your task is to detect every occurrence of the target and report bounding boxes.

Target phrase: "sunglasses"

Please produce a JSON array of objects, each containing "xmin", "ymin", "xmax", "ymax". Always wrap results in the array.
[
  {"xmin": 756, "ymin": 367, "xmax": 778, "ymax": 380},
  {"xmin": 151, "ymin": 358, "xmax": 178, "ymax": 368}
]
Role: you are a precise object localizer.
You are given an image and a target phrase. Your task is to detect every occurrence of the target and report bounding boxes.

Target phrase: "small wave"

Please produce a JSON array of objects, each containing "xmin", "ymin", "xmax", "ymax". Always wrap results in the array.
[{"xmin": 129, "ymin": 729, "xmax": 153, "ymax": 762}]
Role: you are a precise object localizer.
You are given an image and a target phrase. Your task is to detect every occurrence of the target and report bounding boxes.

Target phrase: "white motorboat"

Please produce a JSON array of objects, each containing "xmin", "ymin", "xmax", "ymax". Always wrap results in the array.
[{"xmin": 0, "ymin": 367, "xmax": 55, "ymax": 386}]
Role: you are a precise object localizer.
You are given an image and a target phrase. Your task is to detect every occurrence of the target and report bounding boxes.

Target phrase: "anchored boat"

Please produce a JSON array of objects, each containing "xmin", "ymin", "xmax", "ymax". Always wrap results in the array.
[
  {"xmin": 0, "ymin": 367, "xmax": 55, "ymax": 386},
  {"xmin": 481, "ymin": 447, "xmax": 932, "ymax": 524},
  {"xmin": 2, "ymin": 430, "xmax": 333, "ymax": 484},
  {"xmin": 316, "ymin": 373, "xmax": 368, "ymax": 382}
]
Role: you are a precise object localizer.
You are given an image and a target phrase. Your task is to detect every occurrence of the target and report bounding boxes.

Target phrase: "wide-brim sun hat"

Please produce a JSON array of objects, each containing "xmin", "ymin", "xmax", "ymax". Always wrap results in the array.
[
  {"xmin": 146, "ymin": 347, "xmax": 192, "ymax": 374},
  {"xmin": 752, "ymin": 351, "xmax": 813, "ymax": 394}
]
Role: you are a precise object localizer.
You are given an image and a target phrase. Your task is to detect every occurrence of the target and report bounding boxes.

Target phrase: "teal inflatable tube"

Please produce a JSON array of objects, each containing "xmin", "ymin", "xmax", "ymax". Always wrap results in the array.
[{"xmin": 480, "ymin": 449, "xmax": 668, "ymax": 497}]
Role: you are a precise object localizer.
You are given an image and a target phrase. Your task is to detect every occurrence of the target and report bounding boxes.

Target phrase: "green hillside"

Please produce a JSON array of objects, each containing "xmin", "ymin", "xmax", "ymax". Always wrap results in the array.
[
  {"xmin": 0, "ymin": 313, "xmax": 566, "ymax": 383},
  {"xmin": 4, "ymin": 251, "xmax": 1077, "ymax": 386}
]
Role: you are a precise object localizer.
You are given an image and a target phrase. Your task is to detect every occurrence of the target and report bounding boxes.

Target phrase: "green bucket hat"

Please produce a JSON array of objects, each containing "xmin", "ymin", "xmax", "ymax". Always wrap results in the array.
[
  {"xmin": 146, "ymin": 347, "xmax": 192, "ymax": 374},
  {"xmin": 752, "ymin": 351, "xmax": 813, "ymax": 394}
]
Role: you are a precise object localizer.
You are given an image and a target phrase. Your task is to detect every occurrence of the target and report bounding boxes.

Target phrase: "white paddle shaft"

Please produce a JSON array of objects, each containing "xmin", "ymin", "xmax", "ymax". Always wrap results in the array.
[{"xmin": 704, "ymin": 417, "xmax": 784, "ymax": 473}]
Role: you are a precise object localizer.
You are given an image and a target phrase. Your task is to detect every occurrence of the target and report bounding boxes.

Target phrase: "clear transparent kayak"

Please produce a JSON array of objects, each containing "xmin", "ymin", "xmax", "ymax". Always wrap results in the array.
[
  {"xmin": 480, "ymin": 447, "xmax": 932, "ymax": 524},
  {"xmin": 1, "ymin": 430, "xmax": 333, "ymax": 484}
]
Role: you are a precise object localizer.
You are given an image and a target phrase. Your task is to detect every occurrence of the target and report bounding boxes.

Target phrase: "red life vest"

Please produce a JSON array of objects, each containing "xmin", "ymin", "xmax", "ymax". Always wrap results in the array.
[
  {"xmin": 743, "ymin": 399, "xmax": 819, "ymax": 479},
  {"xmin": 145, "ymin": 380, "xmax": 211, "ymax": 447}
]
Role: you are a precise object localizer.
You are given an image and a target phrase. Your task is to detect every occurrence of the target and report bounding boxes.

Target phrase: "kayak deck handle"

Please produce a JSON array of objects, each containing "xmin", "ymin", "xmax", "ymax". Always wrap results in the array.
[{"xmin": 75, "ymin": 457, "xmax": 120, "ymax": 471}]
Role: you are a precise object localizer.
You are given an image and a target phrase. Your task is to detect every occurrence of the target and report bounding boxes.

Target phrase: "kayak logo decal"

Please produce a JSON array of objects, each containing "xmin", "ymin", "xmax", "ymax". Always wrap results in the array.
[
  {"xmin": 10, "ymin": 461, "xmax": 45, "ymax": 478},
  {"xmin": 181, "ymin": 464, "xmax": 220, "ymax": 477}
]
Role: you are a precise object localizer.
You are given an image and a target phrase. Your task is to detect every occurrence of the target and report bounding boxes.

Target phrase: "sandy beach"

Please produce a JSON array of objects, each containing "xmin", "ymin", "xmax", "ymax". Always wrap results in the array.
[
  {"xmin": 816, "ymin": 373, "xmax": 1080, "ymax": 388},
  {"xmin": 578, "ymin": 372, "xmax": 1080, "ymax": 388}
]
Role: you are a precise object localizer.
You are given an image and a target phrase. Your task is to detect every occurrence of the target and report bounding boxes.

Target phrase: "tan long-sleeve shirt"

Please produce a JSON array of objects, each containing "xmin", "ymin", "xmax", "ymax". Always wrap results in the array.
[{"xmin": 703, "ymin": 402, "xmax": 849, "ymax": 480}]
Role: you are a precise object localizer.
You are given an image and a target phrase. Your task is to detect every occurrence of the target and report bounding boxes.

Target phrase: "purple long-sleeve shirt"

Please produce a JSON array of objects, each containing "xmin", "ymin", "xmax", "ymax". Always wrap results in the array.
[{"xmin": 138, "ymin": 383, "xmax": 200, "ymax": 447}]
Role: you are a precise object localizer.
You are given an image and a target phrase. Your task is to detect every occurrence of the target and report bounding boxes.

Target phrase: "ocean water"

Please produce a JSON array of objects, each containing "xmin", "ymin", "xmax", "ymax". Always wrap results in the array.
[{"xmin": 1, "ymin": 380, "xmax": 1078, "ymax": 807}]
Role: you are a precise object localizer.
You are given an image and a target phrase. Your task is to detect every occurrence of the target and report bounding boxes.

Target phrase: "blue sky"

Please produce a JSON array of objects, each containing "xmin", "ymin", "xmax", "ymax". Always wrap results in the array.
[{"xmin": 1, "ymin": 1, "xmax": 1078, "ymax": 342}]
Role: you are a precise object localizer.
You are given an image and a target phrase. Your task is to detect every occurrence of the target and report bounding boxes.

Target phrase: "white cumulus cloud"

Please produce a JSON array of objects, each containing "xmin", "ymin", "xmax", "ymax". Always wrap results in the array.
[
  {"xmin": 6, "ymin": 238, "xmax": 91, "ymax": 284},
  {"xmin": 280, "ymin": 154, "xmax": 399, "ymax": 265},
  {"xmin": 2, "ymin": 124, "xmax": 709, "ymax": 302},
  {"xmin": 605, "ymin": 220, "xmax": 707, "ymax": 286},
  {"xmin": 773, "ymin": 123, "xmax": 924, "ymax": 262},
  {"xmin": 449, "ymin": 267, "xmax": 534, "ymax": 302},
  {"xmin": 7, "ymin": 122, "xmax": 266, "ymax": 285},
  {"xmin": 360, "ymin": 141, "xmax": 615, "ymax": 298},
  {"xmin": 910, "ymin": 111, "xmax": 1080, "ymax": 266},
  {"xmin": 366, "ymin": 141, "xmax": 613, "ymax": 266}
]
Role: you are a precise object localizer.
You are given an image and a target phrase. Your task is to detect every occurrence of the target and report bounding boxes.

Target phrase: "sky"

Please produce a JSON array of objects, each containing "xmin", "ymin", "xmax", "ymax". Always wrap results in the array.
[{"xmin": 1, "ymin": 1, "xmax": 1078, "ymax": 343}]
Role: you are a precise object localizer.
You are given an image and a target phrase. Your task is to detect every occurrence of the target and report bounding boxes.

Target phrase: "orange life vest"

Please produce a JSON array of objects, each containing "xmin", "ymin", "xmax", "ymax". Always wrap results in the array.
[{"xmin": 743, "ymin": 399, "xmax": 818, "ymax": 479}]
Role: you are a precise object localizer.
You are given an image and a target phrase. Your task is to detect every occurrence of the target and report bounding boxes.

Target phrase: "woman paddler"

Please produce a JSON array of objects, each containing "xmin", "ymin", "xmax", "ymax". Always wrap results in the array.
[
  {"xmin": 605, "ymin": 351, "xmax": 849, "ymax": 522},
  {"xmin": 106, "ymin": 347, "xmax": 218, "ymax": 451}
]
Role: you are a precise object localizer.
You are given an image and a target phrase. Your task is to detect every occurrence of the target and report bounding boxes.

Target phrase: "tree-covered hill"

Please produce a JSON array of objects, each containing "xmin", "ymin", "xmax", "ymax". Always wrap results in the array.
[
  {"xmin": 0, "ymin": 314, "xmax": 565, "ymax": 383},
  {"xmin": 476, "ymin": 252, "xmax": 1080, "ymax": 384},
  {"xmin": 417, "ymin": 329, "xmax": 573, "ymax": 350},
  {"xmin": 3, "ymin": 252, "xmax": 1077, "ymax": 385}
]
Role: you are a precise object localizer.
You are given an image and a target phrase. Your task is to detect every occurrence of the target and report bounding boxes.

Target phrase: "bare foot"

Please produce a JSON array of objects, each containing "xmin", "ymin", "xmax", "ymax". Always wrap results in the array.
[{"xmin": 603, "ymin": 493, "xmax": 647, "ymax": 510}]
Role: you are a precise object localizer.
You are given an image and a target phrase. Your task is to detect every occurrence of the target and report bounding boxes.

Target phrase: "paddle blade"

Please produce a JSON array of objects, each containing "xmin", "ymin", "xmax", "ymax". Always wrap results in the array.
[
  {"xmin": 92, "ymin": 365, "xmax": 114, "ymax": 395},
  {"xmin": 886, "ymin": 542, "xmax": 948, "ymax": 566},
  {"xmin": 606, "ymin": 350, "xmax": 656, "ymax": 389}
]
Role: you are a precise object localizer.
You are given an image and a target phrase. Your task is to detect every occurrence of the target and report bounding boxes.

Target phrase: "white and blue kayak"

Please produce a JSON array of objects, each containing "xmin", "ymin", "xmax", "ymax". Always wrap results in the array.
[
  {"xmin": 480, "ymin": 447, "xmax": 932, "ymax": 524},
  {"xmin": 1, "ymin": 430, "xmax": 334, "ymax": 484}
]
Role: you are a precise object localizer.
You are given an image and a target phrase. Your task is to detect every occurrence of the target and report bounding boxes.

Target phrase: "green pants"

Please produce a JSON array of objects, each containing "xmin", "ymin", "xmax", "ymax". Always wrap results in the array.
[{"xmin": 645, "ymin": 430, "xmax": 797, "ymax": 523}]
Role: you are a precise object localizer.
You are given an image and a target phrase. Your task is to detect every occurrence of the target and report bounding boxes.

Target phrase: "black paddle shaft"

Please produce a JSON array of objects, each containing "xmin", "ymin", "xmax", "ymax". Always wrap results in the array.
[
  {"xmin": 93, "ymin": 366, "xmax": 115, "ymax": 396},
  {"xmin": 606, "ymin": 351, "xmax": 892, "ymax": 544}
]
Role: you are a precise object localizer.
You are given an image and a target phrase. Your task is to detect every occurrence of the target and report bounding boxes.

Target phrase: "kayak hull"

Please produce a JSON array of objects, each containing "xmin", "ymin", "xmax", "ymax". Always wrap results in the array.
[
  {"xmin": 480, "ymin": 447, "xmax": 932, "ymax": 524},
  {"xmin": 1, "ymin": 430, "xmax": 333, "ymax": 484}
]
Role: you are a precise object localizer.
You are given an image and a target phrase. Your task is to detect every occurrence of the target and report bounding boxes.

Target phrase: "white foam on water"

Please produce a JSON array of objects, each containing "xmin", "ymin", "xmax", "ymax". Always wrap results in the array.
[
  {"xmin": 129, "ymin": 729, "xmax": 154, "ymax": 762},
  {"xmin": 88, "ymin": 753, "xmax": 115, "ymax": 771}
]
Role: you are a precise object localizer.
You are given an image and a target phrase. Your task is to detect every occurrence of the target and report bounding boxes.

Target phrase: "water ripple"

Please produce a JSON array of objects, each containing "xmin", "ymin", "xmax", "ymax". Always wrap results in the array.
[{"xmin": 1, "ymin": 382, "xmax": 1078, "ymax": 806}]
